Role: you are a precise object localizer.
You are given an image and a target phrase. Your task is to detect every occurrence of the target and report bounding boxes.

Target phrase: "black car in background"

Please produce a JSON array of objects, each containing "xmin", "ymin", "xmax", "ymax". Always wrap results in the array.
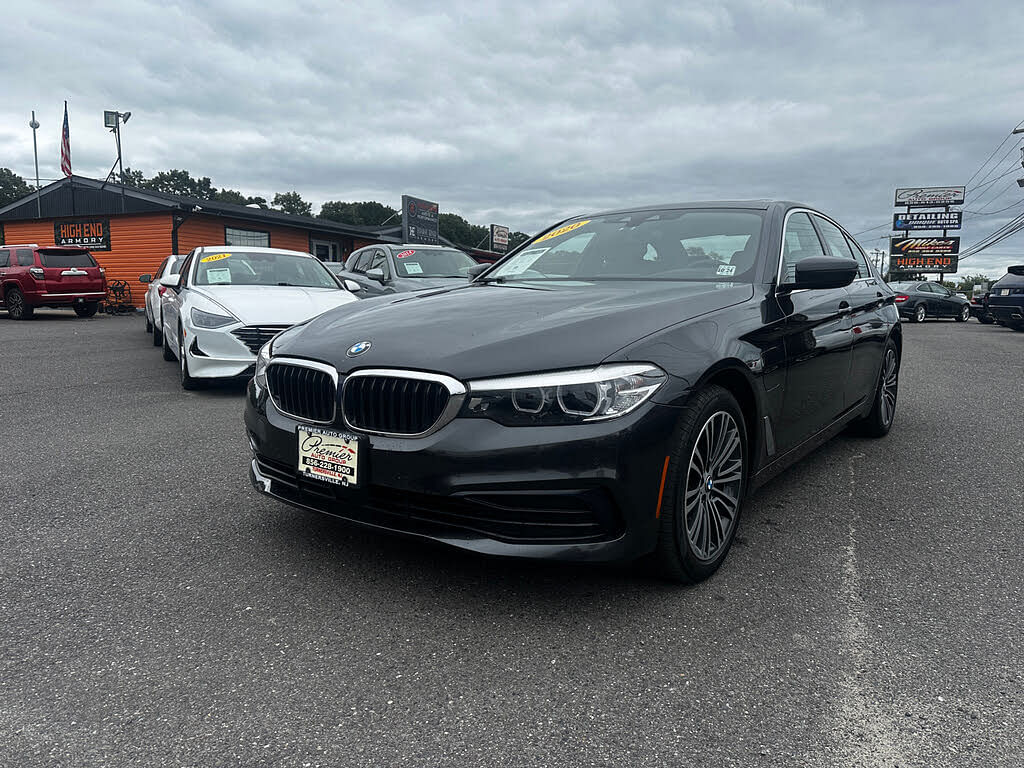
[
  {"xmin": 987, "ymin": 265, "xmax": 1024, "ymax": 330},
  {"xmin": 890, "ymin": 280, "xmax": 971, "ymax": 323},
  {"xmin": 245, "ymin": 201, "xmax": 901, "ymax": 583},
  {"xmin": 329, "ymin": 243, "xmax": 478, "ymax": 296}
]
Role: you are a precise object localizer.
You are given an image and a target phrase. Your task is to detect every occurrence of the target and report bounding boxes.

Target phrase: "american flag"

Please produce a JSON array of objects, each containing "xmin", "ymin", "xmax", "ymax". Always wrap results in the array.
[{"xmin": 60, "ymin": 101, "xmax": 71, "ymax": 177}]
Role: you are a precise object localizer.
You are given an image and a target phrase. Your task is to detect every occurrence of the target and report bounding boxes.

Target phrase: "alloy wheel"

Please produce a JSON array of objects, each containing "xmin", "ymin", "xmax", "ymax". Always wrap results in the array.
[
  {"xmin": 9, "ymin": 291, "xmax": 23, "ymax": 317},
  {"xmin": 684, "ymin": 410, "xmax": 743, "ymax": 561},
  {"xmin": 880, "ymin": 348, "xmax": 898, "ymax": 426},
  {"xmin": 961, "ymin": 306, "xmax": 970, "ymax": 321},
  {"xmin": 916, "ymin": 305, "xmax": 926, "ymax": 323}
]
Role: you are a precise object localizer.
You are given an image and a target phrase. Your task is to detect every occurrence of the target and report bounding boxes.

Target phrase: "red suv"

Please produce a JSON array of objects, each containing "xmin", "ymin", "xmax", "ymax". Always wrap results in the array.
[{"xmin": 0, "ymin": 244, "xmax": 107, "ymax": 319}]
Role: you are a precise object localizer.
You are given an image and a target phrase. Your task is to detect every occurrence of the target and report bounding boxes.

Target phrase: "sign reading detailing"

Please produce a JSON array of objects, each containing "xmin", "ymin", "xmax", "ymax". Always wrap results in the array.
[
  {"xmin": 894, "ymin": 186, "xmax": 965, "ymax": 207},
  {"xmin": 402, "ymin": 195, "xmax": 439, "ymax": 245},
  {"xmin": 490, "ymin": 224, "xmax": 510, "ymax": 254},
  {"xmin": 54, "ymin": 219, "xmax": 111, "ymax": 251},
  {"xmin": 893, "ymin": 211, "xmax": 962, "ymax": 231}
]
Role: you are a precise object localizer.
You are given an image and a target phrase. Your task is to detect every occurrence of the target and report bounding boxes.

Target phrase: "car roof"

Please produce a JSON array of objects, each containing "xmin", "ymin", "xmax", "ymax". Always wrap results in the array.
[
  {"xmin": 386, "ymin": 244, "xmax": 464, "ymax": 251},
  {"xmin": 195, "ymin": 245, "xmax": 313, "ymax": 258}
]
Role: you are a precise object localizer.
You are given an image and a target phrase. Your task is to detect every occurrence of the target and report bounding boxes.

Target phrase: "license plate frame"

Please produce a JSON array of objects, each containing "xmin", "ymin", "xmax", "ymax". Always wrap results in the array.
[{"xmin": 296, "ymin": 426, "xmax": 363, "ymax": 488}]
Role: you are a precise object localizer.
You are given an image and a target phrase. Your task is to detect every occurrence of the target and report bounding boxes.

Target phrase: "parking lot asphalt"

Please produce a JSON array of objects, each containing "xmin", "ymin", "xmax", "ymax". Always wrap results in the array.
[{"xmin": 1, "ymin": 310, "xmax": 1022, "ymax": 767}]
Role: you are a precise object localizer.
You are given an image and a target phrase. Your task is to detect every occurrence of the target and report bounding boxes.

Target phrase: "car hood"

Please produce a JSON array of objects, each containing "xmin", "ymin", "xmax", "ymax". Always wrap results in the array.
[
  {"xmin": 273, "ymin": 281, "xmax": 754, "ymax": 380},
  {"xmin": 401, "ymin": 276, "xmax": 469, "ymax": 290},
  {"xmin": 193, "ymin": 285, "xmax": 358, "ymax": 326}
]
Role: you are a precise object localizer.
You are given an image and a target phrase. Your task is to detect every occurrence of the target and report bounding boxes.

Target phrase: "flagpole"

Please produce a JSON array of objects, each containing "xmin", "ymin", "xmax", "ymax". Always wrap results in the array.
[{"xmin": 29, "ymin": 111, "xmax": 41, "ymax": 218}]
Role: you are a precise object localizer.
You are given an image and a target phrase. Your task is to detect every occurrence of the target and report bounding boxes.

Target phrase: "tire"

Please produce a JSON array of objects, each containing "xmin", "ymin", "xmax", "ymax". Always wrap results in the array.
[
  {"xmin": 848, "ymin": 339, "xmax": 900, "ymax": 438},
  {"xmin": 911, "ymin": 304, "xmax": 926, "ymax": 323},
  {"xmin": 73, "ymin": 302, "xmax": 98, "ymax": 318},
  {"xmin": 956, "ymin": 305, "xmax": 970, "ymax": 322},
  {"xmin": 978, "ymin": 315, "xmax": 994, "ymax": 325},
  {"xmin": 145, "ymin": 306, "xmax": 153, "ymax": 333},
  {"xmin": 1011, "ymin": 322, "xmax": 1024, "ymax": 333},
  {"xmin": 162, "ymin": 323, "xmax": 176, "ymax": 361},
  {"xmin": 654, "ymin": 385, "xmax": 747, "ymax": 584},
  {"xmin": 5, "ymin": 287, "xmax": 34, "ymax": 320},
  {"xmin": 153, "ymin": 312, "xmax": 163, "ymax": 346},
  {"xmin": 179, "ymin": 328, "xmax": 203, "ymax": 390}
]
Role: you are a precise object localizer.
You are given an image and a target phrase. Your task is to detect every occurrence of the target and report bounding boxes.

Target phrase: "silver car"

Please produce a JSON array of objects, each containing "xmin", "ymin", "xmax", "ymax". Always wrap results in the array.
[{"xmin": 140, "ymin": 254, "xmax": 185, "ymax": 347}]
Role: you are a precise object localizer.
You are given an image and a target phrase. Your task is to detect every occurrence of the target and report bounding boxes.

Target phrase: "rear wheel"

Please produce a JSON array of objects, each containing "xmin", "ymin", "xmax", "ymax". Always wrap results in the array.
[
  {"xmin": 5, "ymin": 287, "xmax": 33, "ymax": 320},
  {"xmin": 654, "ymin": 385, "xmax": 747, "ymax": 583},
  {"xmin": 848, "ymin": 339, "xmax": 899, "ymax": 438},
  {"xmin": 956, "ymin": 305, "xmax": 970, "ymax": 322},
  {"xmin": 74, "ymin": 302, "xmax": 98, "ymax": 318},
  {"xmin": 912, "ymin": 304, "xmax": 926, "ymax": 323},
  {"xmin": 145, "ymin": 306, "xmax": 153, "ymax": 333}
]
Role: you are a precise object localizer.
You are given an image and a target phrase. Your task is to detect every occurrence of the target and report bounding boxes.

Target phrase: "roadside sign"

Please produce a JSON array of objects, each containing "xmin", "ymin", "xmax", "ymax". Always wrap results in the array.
[
  {"xmin": 890, "ymin": 254, "xmax": 959, "ymax": 273},
  {"xmin": 490, "ymin": 224, "xmax": 510, "ymax": 253},
  {"xmin": 893, "ymin": 211, "xmax": 962, "ymax": 231},
  {"xmin": 894, "ymin": 186, "xmax": 965, "ymax": 207},
  {"xmin": 401, "ymin": 195, "xmax": 439, "ymax": 245},
  {"xmin": 890, "ymin": 236, "xmax": 960, "ymax": 256},
  {"xmin": 54, "ymin": 218, "xmax": 111, "ymax": 250}
]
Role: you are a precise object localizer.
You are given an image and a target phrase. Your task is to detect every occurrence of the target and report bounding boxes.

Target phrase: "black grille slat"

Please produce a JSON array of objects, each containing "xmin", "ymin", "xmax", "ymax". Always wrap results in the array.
[
  {"xmin": 267, "ymin": 362, "xmax": 336, "ymax": 423},
  {"xmin": 231, "ymin": 325, "xmax": 290, "ymax": 355},
  {"xmin": 342, "ymin": 375, "xmax": 452, "ymax": 435}
]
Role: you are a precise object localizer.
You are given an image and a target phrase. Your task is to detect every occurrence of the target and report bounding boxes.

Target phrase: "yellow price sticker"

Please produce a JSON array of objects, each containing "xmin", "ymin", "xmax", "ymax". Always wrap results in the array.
[
  {"xmin": 201, "ymin": 253, "xmax": 231, "ymax": 263},
  {"xmin": 534, "ymin": 220, "xmax": 591, "ymax": 244}
]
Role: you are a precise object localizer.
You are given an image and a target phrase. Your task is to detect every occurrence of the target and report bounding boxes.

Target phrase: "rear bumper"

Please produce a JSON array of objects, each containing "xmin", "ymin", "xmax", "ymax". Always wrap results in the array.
[
  {"xmin": 27, "ymin": 290, "xmax": 106, "ymax": 307},
  {"xmin": 243, "ymin": 380, "xmax": 680, "ymax": 562},
  {"xmin": 989, "ymin": 303, "xmax": 1024, "ymax": 322}
]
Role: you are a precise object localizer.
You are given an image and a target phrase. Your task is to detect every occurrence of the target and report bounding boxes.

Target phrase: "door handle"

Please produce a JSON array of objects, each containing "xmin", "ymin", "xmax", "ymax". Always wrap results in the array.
[{"xmin": 838, "ymin": 300, "xmax": 851, "ymax": 316}]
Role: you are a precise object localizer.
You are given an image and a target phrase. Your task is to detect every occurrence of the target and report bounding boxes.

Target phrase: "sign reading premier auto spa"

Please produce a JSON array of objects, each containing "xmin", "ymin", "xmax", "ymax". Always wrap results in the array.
[
  {"xmin": 894, "ymin": 186, "xmax": 966, "ymax": 208},
  {"xmin": 54, "ymin": 219, "xmax": 111, "ymax": 251},
  {"xmin": 890, "ymin": 237, "xmax": 960, "ymax": 273}
]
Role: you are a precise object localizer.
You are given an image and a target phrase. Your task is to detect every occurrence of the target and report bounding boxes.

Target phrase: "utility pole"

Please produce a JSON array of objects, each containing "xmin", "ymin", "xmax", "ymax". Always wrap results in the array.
[{"xmin": 28, "ymin": 111, "xmax": 41, "ymax": 218}]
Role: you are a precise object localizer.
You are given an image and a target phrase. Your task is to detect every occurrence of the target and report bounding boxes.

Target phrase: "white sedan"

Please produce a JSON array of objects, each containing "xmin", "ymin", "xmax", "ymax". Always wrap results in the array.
[{"xmin": 159, "ymin": 246, "xmax": 360, "ymax": 389}]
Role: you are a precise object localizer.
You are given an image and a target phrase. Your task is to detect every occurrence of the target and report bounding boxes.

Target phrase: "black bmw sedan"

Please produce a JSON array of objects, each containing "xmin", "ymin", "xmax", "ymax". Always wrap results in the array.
[{"xmin": 244, "ymin": 201, "xmax": 901, "ymax": 582}]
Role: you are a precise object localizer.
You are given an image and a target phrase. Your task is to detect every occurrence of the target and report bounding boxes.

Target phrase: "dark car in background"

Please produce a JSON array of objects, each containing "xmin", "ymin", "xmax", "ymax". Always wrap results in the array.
[
  {"xmin": 969, "ymin": 291, "xmax": 995, "ymax": 324},
  {"xmin": 245, "ymin": 201, "xmax": 901, "ymax": 583},
  {"xmin": 330, "ymin": 243, "xmax": 478, "ymax": 296},
  {"xmin": 0, "ymin": 244, "xmax": 107, "ymax": 320},
  {"xmin": 987, "ymin": 265, "xmax": 1024, "ymax": 330},
  {"xmin": 890, "ymin": 280, "xmax": 971, "ymax": 323}
]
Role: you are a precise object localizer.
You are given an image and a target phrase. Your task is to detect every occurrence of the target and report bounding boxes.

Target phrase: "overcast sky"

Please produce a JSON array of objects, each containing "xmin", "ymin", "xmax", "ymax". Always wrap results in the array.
[{"xmin": 2, "ymin": 0, "xmax": 1024, "ymax": 277}]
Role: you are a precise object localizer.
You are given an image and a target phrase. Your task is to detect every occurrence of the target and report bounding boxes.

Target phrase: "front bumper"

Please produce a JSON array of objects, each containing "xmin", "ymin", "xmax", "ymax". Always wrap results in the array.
[
  {"xmin": 244, "ymin": 380, "xmax": 680, "ymax": 562},
  {"xmin": 182, "ymin": 323, "xmax": 258, "ymax": 379}
]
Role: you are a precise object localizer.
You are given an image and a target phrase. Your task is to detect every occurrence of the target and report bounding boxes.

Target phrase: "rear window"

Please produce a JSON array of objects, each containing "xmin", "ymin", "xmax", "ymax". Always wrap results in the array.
[
  {"xmin": 993, "ymin": 271, "xmax": 1024, "ymax": 289},
  {"xmin": 38, "ymin": 249, "xmax": 97, "ymax": 268}
]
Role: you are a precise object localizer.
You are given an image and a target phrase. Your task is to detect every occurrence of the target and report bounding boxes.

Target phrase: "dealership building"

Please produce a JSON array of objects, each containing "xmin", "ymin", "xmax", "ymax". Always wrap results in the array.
[{"xmin": 0, "ymin": 176, "xmax": 398, "ymax": 307}]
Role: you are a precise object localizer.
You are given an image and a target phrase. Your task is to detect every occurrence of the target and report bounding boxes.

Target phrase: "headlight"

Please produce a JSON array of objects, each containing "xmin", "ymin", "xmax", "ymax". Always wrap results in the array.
[
  {"xmin": 191, "ymin": 307, "xmax": 237, "ymax": 328},
  {"xmin": 253, "ymin": 341, "xmax": 272, "ymax": 392},
  {"xmin": 460, "ymin": 363, "xmax": 666, "ymax": 426}
]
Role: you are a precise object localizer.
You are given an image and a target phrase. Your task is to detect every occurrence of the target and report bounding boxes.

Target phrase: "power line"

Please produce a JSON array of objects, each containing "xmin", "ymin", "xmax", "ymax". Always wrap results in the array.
[
  {"xmin": 964, "ymin": 126, "xmax": 1020, "ymax": 188},
  {"xmin": 965, "ymin": 135, "xmax": 1024, "ymax": 196}
]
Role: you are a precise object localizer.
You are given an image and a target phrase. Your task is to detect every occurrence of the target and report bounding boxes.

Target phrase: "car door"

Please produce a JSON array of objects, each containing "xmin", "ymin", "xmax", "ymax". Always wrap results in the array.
[
  {"xmin": 163, "ymin": 252, "xmax": 193, "ymax": 347},
  {"xmin": 148, "ymin": 257, "xmax": 169, "ymax": 320},
  {"xmin": 933, "ymin": 283, "xmax": 957, "ymax": 316},
  {"xmin": 918, "ymin": 283, "xmax": 942, "ymax": 316},
  {"xmin": 772, "ymin": 211, "xmax": 854, "ymax": 453}
]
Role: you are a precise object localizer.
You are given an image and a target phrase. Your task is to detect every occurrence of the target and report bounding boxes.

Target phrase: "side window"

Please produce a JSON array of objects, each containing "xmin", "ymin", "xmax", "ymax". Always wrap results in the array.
[
  {"xmin": 349, "ymin": 250, "xmax": 370, "ymax": 273},
  {"xmin": 154, "ymin": 258, "xmax": 169, "ymax": 279},
  {"xmin": 369, "ymin": 249, "xmax": 390, "ymax": 278},
  {"xmin": 917, "ymin": 283, "xmax": 933, "ymax": 294},
  {"xmin": 781, "ymin": 212, "xmax": 826, "ymax": 283},
  {"xmin": 16, "ymin": 248, "xmax": 35, "ymax": 266},
  {"xmin": 177, "ymin": 254, "xmax": 195, "ymax": 287},
  {"xmin": 0, "ymin": 249, "xmax": 9, "ymax": 267},
  {"xmin": 844, "ymin": 234, "xmax": 873, "ymax": 279},
  {"xmin": 815, "ymin": 216, "xmax": 871, "ymax": 280}
]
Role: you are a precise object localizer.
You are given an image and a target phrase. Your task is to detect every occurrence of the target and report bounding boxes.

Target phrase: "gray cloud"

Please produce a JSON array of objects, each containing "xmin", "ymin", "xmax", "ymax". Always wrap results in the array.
[{"xmin": 2, "ymin": 0, "xmax": 1023, "ymax": 276}]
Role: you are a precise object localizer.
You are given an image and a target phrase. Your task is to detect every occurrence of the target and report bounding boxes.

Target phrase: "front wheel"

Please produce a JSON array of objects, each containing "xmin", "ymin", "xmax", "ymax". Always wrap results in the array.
[
  {"xmin": 153, "ymin": 312, "xmax": 163, "ymax": 346},
  {"xmin": 654, "ymin": 385, "xmax": 747, "ymax": 583},
  {"xmin": 912, "ymin": 304, "xmax": 926, "ymax": 323},
  {"xmin": 179, "ymin": 329, "xmax": 203, "ymax": 390},
  {"xmin": 956, "ymin": 305, "xmax": 970, "ymax": 322},
  {"xmin": 848, "ymin": 339, "xmax": 900, "ymax": 438},
  {"xmin": 74, "ymin": 302, "xmax": 98, "ymax": 318},
  {"xmin": 5, "ymin": 287, "xmax": 34, "ymax": 320}
]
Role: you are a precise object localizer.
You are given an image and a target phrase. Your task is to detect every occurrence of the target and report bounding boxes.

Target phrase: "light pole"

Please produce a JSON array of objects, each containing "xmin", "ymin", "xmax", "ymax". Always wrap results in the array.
[
  {"xmin": 104, "ymin": 110, "xmax": 131, "ymax": 212},
  {"xmin": 29, "ymin": 111, "xmax": 41, "ymax": 217}
]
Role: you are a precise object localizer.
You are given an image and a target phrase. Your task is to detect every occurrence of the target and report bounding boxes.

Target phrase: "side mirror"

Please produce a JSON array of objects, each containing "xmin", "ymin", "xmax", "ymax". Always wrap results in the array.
[
  {"xmin": 139, "ymin": 273, "xmax": 152, "ymax": 283},
  {"xmin": 159, "ymin": 274, "xmax": 180, "ymax": 289},
  {"xmin": 783, "ymin": 257, "xmax": 859, "ymax": 291},
  {"xmin": 466, "ymin": 263, "xmax": 489, "ymax": 278},
  {"xmin": 343, "ymin": 279, "xmax": 362, "ymax": 292},
  {"xmin": 365, "ymin": 267, "xmax": 386, "ymax": 283}
]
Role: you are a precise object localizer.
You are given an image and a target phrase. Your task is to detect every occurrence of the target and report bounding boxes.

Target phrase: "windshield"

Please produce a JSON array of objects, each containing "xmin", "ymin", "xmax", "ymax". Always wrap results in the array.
[
  {"xmin": 38, "ymin": 249, "xmax": 96, "ymax": 268},
  {"xmin": 487, "ymin": 210, "xmax": 764, "ymax": 283},
  {"xmin": 394, "ymin": 248, "xmax": 476, "ymax": 278},
  {"xmin": 193, "ymin": 251, "xmax": 339, "ymax": 288}
]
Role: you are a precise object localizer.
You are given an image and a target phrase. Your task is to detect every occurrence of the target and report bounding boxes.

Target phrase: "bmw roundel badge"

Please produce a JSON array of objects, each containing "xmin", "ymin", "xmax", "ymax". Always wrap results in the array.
[{"xmin": 347, "ymin": 341, "xmax": 372, "ymax": 357}]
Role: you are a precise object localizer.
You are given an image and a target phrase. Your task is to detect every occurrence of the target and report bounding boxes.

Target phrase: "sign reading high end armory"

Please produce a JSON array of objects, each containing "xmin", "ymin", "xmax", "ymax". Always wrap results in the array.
[
  {"xmin": 893, "ymin": 211, "xmax": 962, "ymax": 231},
  {"xmin": 401, "ymin": 195, "xmax": 439, "ymax": 245},
  {"xmin": 889, "ymin": 237, "xmax": 960, "ymax": 273},
  {"xmin": 490, "ymin": 224, "xmax": 510, "ymax": 253},
  {"xmin": 894, "ymin": 186, "xmax": 965, "ymax": 207},
  {"xmin": 54, "ymin": 219, "xmax": 111, "ymax": 250}
]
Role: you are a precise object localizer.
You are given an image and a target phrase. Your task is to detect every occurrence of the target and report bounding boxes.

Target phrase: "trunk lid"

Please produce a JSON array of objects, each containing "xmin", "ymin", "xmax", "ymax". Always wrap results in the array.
[{"xmin": 37, "ymin": 248, "xmax": 105, "ymax": 294}]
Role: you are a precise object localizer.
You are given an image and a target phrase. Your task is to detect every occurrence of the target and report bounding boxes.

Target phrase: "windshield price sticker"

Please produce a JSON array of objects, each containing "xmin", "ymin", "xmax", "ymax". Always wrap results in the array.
[
  {"xmin": 201, "ymin": 253, "xmax": 231, "ymax": 263},
  {"xmin": 404, "ymin": 262, "xmax": 423, "ymax": 274},
  {"xmin": 534, "ymin": 220, "xmax": 591, "ymax": 243},
  {"xmin": 206, "ymin": 268, "xmax": 231, "ymax": 284},
  {"xmin": 297, "ymin": 427, "xmax": 361, "ymax": 487}
]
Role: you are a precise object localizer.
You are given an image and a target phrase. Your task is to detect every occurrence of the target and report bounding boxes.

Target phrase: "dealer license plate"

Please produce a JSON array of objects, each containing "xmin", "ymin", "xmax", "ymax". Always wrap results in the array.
[{"xmin": 297, "ymin": 426, "xmax": 362, "ymax": 487}]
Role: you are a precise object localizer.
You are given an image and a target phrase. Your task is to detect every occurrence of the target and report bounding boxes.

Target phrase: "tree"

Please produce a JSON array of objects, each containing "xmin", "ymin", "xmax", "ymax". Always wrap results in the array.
[
  {"xmin": 119, "ymin": 167, "xmax": 146, "ymax": 187},
  {"xmin": 507, "ymin": 231, "xmax": 530, "ymax": 250},
  {"xmin": 215, "ymin": 188, "xmax": 267, "ymax": 207},
  {"xmin": 439, "ymin": 212, "xmax": 488, "ymax": 249},
  {"xmin": 954, "ymin": 273, "xmax": 995, "ymax": 295},
  {"xmin": 272, "ymin": 191, "xmax": 312, "ymax": 217},
  {"xmin": 319, "ymin": 200, "xmax": 398, "ymax": 227},
  {"xmin": 0, "ymin": 168, "xmax": 33, "ymax": 207},
  {"xmin": 144, "ymin": 169, "xmax": 216, "ymax": 199}
]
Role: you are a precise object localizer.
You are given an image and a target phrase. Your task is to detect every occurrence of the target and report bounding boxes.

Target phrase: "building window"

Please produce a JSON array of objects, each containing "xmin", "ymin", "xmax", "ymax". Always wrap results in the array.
[{"xmin": 225, "ymin": 226, "xmax": 270, "ymax": 247}]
